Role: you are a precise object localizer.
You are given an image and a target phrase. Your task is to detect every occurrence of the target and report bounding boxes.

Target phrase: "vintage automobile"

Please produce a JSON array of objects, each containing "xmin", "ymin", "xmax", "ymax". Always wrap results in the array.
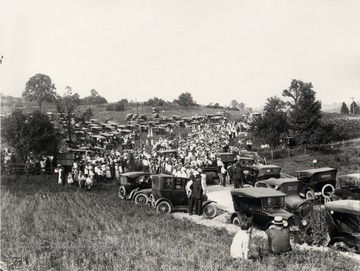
[
  {"xmin": 256, "ymin": 178, "xmax": 314, "ymax": 230},
  {"xmin": 230, "ymin": 187, "xmax": 296, "ymax": 231},
  {"xmin": 118, "ymin": 172, "xmax": 152, "ymax": 204},
  {"xmin": 244, "ymin": 164, "xmax": 281, "ymax": 187},
  {"xmin": 324, "ymin": 200, "xmax": 360, "ymax": 253},
  {"xmin": 296, "ymin": 167, "xmax": 337, "ymax": 200},
  {"xmin": 138, "ymin": 174, "xmax": 218, "ymax": 218},
  {"xmin": 324, "ymin": 173, "xmax": 360, "ymax": 202}
]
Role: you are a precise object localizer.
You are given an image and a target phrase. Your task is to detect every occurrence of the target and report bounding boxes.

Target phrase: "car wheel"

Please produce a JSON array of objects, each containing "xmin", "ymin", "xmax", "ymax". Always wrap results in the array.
[
  {"xmin": 232, "ymin": 213, "xmax": 247, "ymax": 228},
  {"xmin": 156, "ymin": 201, "xmax": 172, "ymax": 214},
  {"xmin": 203, "ymin": 204, "xmax": 217, "ymax": 219},
  {"xmin": 118, "ymin": 186, "xmax": 126, "ymax": 199},
  {"xmin": 305, "ymin": 190, "xmax": 315, "ymax": 200},
  {"xmin": 134, "ymin": 193, "xmax": 148, "ymax": 205},
  {"xmin": 332, "ymin": 241, "xmax": 352, "ymax": 252},
  {"xmin": 321, "ymin": 184, "xmax": 335, "ymax": 197}
]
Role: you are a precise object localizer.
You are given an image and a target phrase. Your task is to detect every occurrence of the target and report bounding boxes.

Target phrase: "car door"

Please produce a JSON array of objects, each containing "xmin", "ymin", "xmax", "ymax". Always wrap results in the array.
[{"xmin": 172, "ymin": 178, "xmax": 188, "ymax": 206}]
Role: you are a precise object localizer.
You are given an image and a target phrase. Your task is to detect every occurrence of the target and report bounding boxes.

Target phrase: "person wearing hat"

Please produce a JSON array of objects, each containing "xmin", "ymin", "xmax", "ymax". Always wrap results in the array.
[
  {"xmin": 190, "ymin": 174, "xmax": 204, "ymax": 215},
  {"xmin": 265, "ymin": 216, "xmax": 292, "ymax": 254}
]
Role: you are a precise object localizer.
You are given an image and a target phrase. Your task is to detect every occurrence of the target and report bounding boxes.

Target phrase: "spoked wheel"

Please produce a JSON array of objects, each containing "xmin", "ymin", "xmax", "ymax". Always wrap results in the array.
[
  {"xmin": 332, "ymin": 241, "xmax": 352, "ymax": 252},
  {"xmin": 118, "ymin": 186, "xmax": 127, "ymax": 199},
  {"xmin": 305, "ymin": 190, "xmax": 315, "ymax": 200},
  {"xmin": 156, "ymin": 201, "xmax": 172, "ymax": 214},
  {"xmin": 134, "ymin": 193, "xmax": 148, "ymax": 205},
  {"xmin": 232, "ymin": 213, "xmax": 247, "ymax": 228},
  {"xmin": 203, "ymin": 204, "xmax": 218, "ymax": 219}
]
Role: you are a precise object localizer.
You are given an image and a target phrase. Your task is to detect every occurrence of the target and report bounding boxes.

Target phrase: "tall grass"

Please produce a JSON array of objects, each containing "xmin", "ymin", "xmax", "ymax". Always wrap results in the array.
[{"xmin": 1, "ymin": 175, "xmax": 359, "ymax": 271}]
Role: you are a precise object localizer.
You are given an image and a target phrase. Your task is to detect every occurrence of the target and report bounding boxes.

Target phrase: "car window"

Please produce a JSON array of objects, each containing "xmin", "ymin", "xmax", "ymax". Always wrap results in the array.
[
  {"xmin": 174, "ymin": 178, "xmax": 184, "ymax": 190},
  {"xmin": 163, "ymin": 177, "xmax": 173, "ymax": 190},
  {"xmin": 263, "ymin": 197, "xmax": 284, "ymax": 208}
]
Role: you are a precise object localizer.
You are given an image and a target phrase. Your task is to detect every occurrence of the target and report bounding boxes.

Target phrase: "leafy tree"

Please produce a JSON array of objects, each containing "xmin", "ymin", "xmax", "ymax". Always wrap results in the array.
[
  {"xmin": 1, "ymin": 109, "xmax": 59, "ymax": 162},
  {"xmin": 282, "ymin": 79, "xmax": 322, "ymax": 145},
  {"xmin": 173, "ymin": 92, "xmax": 197, "ymax": 107},
  {"xmin": 144, "ymin": 97, "xmax": 168, "ymax": 107},
  {"xmin": 340, "ymin": 102, "xmax": 349, "ymax": 114},
  {"xmin": 251, "ymin": 96, "xmax": 287, "ymax": 147},
  {"xmin": 230, "ymin": 100, "xmax": 239, "ymax": 109},
  {"xmin": 23, "ymin": 73, "xmax": 56, "ymax": 107},
  {"xmin": 81, "ymin": 89, "xmax": 108, "ymax": 105},
  {"xmin": 56, "ymin": 86, "xmax": 81, "ymax": 146}
]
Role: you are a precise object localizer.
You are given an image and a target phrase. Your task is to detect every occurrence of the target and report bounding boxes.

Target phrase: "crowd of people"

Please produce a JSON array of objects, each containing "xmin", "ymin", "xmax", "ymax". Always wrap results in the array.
[{"xmin": 51, "ymin": 118, "xmax": 258, "ymax": 189}]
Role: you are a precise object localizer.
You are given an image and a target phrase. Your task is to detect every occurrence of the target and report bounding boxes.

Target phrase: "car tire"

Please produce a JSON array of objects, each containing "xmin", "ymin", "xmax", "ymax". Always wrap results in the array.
[
  {"xmin": 305, "ymin": 189, "xmax": 315, "ymax": 200},
  {"xmin": 134, "ymin": 193, "xmax": 148, "ymax": 205},
  {"xmin": 332, "ymin": 241, "xmax": 352, "ymax": 252},
  {"xmin": 321, "ymin": 184, "xmax": 335, "ymax": 197},
  {"xmin": 203, "ymin": 204, "xmax": 217, "ymax": 219},
  {"xmin": 156, "ymin": 201, "xmax": 172, "ymax": 214},
  {"xmin": 232, "ymin": 213, "xmax": 247, "ymax": 228},
  {"xmin": 118, "ymin": 186, "xmax": 126, "ymax": 200}
]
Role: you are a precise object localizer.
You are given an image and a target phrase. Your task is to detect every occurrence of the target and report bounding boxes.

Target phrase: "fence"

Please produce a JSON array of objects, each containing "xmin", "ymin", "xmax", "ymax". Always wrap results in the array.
[{"xmin": 257, "ymin": 137, "xmax": 360, "ymax": 161}]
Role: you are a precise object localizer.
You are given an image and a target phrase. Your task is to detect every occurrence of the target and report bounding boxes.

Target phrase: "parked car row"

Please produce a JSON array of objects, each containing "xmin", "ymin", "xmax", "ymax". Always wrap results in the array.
[{"xmin": 118, "ymin": 172, "xmax": 218, "ymax": 219}]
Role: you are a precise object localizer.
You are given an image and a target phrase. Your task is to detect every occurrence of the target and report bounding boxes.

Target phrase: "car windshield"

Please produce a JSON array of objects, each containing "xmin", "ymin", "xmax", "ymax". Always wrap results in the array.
[{"xmin": 262, "ymin": 197, "xmax": 284, "ymax": 208}]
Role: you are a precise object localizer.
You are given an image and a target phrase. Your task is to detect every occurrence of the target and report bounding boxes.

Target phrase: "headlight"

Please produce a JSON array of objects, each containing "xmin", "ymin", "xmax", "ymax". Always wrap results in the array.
[
  {"xmin": 301, "ymin": 220, "xmax": 307, "ymax": 226},
  {"xmin": 283, "ymin": 221, "xmax": 288, "ymax": 227}
]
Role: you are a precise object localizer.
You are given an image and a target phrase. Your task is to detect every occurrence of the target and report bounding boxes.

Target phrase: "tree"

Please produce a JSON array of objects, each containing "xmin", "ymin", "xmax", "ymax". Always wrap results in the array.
[
  {"xmin": 1, "ymin": 109, "xmax": 59, "ymax": 162},
  {"xmin": 56, "ymin": 86, "xmax": 81, "ymax": 146},
  {"xmin": 81, "ymin": 89, "xmax": 108, "ymax": 105},
  {"xmin": 23, "ymin": 73, "xmax": 56, "ymax": 107},
  {"xmin": 282, "ymin": 79, "xmax": 322, "ymax": 145},
  {"xmin": 230, "ymin": 100, "xmax": 239, "ymax": 109},
  {"xmin": 251, "ymin": 96, "xmax": 287, "ymax": 148},
  {"xmin": 173, "ymin": 92, "xmax": 197, "ymax": 107},
  {"xmin": 340, "ymin": 102, "xmax": 349, "ymax": 114}
]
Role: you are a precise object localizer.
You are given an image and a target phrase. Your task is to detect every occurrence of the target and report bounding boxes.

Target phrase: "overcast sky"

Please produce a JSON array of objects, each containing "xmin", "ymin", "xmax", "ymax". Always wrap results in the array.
[{"xmin": 1, "ymin": 0, "xmax": 359, "ymax": 109}]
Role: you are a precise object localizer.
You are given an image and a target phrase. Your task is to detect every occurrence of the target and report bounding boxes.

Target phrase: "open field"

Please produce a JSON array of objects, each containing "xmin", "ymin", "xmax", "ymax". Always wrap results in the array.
[{"xmin": 1, "ymin": 173, "xmax": 359, "ymax": 271}]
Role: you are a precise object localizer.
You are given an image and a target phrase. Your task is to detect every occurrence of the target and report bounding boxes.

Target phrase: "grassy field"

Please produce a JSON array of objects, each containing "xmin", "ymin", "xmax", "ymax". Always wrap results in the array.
[{"xmin": 1, "ymin": 174, "xmax": 359, "ymax": 271}]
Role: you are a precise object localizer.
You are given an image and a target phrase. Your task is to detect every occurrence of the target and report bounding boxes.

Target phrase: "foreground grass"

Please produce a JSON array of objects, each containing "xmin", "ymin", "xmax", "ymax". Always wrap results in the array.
[{"xmin": 1, "ymin": 176, "xmax": 359, "ymax": 271}]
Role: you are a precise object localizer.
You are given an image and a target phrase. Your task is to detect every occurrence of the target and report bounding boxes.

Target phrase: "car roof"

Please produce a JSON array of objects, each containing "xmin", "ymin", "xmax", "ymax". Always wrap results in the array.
[
  {"xmin": 296, "ymin": 167, "xmax": 336, "ymax": 174},
  {"xmin": 152, "ymin": 174, "xmax": 189, "ymax": 179},
  {"xmin": 249, "ymin": 164, "xmax": 280, "ymax": 169},
  {"xmin": 231, "ymin": 187, "xmax": 286, "ymax": 198},
  {"xmin": 120, "ymin": 172, "xmax": 151, "ymax": 178},
  {"xmin": 257, "ymin": 178, "xmax": 299, "ymax": 186},
  {"xmin": 324, "ymin": 200, "xmax": 360, "ymax": 215},
  {"xmin": 338, "ymin": 173, "xmax": 360, "ymax": 182}
]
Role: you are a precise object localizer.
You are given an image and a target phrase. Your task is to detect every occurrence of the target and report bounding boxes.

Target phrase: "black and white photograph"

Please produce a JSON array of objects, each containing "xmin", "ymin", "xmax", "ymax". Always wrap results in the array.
[{"xmin": 1, "ymin": 0, "xmax": 360, "ymax": 270}]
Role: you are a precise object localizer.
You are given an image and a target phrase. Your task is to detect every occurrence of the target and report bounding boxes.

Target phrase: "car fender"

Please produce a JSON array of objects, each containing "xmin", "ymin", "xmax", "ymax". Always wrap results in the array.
[
  {"xmin": 155, "ymin": 198, "xmax": 173, "ymax": 208},
  {"xmin": 128, "ymin": 187, "xmax": 140, "ymax": 200},
  {"xmin": 328, "ymin": 235, "xmax": 356, "ymax": 248},
  {"xmin": 202, "ymin": 200, "xmax": 217, "ymax": 207}
]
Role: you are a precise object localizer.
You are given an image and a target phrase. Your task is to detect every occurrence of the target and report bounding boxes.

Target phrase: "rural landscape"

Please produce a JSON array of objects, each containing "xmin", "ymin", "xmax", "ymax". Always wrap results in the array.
[
  {"xmin": 2, "ymin": 1, "xmax": 360, "ymax": 271},
  {"xmin": 1, "ymin": 74, "xmax": 360, "ymax": 271}
]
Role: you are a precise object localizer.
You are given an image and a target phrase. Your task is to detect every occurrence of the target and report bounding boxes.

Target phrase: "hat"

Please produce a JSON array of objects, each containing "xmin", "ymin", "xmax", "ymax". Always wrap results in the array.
[
  {"xmin": 57, "ymin": 164, "xmax": 61, "ymax": 167},
  {"xmin": 272, "ymin": 216, "xmax": 284, "ymax": 225}
]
